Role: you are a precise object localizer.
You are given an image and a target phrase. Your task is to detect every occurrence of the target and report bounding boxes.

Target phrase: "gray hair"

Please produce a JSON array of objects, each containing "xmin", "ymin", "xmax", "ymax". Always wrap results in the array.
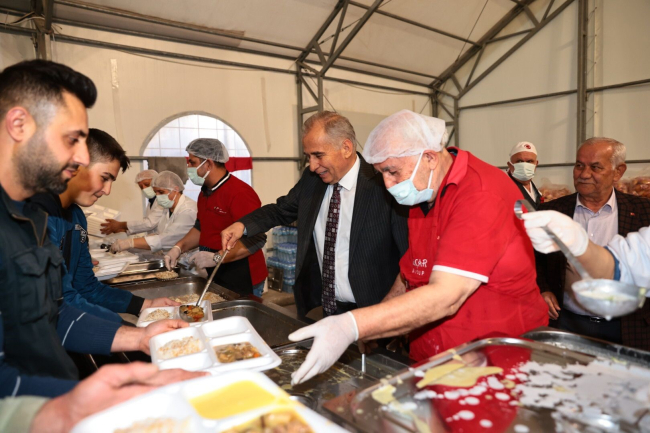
[
  {"xmin": 578, "ymin": 137, "xmax": 626, "ymax": 167},
  {"xmin": 303, "ymin": 111, "xmax": 357, "ymax": 148}
]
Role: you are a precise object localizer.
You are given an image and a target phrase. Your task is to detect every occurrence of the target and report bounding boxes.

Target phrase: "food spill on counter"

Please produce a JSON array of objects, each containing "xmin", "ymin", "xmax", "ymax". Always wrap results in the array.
[{"xmin": 416, "ymin": 364, "xmax": 503, "ymax": 388}]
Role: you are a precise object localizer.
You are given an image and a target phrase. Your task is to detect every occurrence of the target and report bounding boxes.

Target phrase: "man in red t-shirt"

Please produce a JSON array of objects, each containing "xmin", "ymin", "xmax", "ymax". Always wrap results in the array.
[
  {"xmin": 288, "ymin": 110, "xmax": 548, "ymax": 385},
  {"xmin": 164, "ymin": 138, "xmax": 267, "ymax": 297}
]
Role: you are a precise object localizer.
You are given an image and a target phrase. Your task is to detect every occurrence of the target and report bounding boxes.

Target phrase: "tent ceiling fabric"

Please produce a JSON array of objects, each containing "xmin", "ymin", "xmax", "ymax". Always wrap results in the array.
[{"xmin": 0, "ymin": 0, "xmax": 527, "ymax": 88}]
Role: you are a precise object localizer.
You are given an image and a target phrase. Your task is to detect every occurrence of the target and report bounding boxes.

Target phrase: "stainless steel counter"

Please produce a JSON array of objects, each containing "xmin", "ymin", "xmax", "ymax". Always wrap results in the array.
[
  {"xmin": 267, "ymin": 341, "xmax": 411, "ymax": 425},
  {"xmin": 523, "ymin": 326, "xmax": 650, "ymax": 367},
  {"xmin": 113, "ymin": 275, "xmax": 241, "ymax": 303}
]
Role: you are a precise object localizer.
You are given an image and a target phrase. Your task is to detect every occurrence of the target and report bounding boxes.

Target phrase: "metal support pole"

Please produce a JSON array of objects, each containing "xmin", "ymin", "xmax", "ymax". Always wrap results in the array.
[
  {"xmin": 296, "ymin": 65, "xmax": 305, "ymax": 170},
  {"xmin": 459, "ymin": 0, "xmax": 575, "ymax": 98},
  {"xmin": 321, "ymin": 0, "xmax": 383, "ymax": 75},
  {"xmin": 431, "ymin": 92, "xmax": 438, "ymax": 117},
  {"xmin": 317, "ymin": 75, "xmax": 324, "ymax": 112},
  {"xmin": 453, "ymin": 98, "xmax": 459, "ymax": 147},
  {"xmin": 576, "ymin": 0, "xmax": 589, "ymax": 146}
]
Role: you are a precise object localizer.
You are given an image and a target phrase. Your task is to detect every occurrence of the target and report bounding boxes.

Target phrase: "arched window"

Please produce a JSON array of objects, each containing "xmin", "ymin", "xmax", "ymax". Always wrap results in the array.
[{"xmin": 142, "ymin": 113, "xmax": 252, "ymax": 202}]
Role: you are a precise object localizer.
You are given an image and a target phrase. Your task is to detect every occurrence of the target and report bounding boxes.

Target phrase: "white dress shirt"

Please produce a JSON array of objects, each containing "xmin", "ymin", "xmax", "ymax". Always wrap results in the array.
[
  {"xmin": 609, "ymin": 226, "xmax": 650, "ymax": 289},
  {"xmin": 144, "ymin": 194, "xmax": 197, "ymax": 252},
  {"xmin": 564, "ymin": 190, "xmax": 618, "ymax": 315},
  {"xmin": 313, "ymin": 156, "xmax": 360, "ymax": 303},
  {"xmin": 523, "ymin": 182, "xmax": 539, "ymax": 203},
  {"xmin": 126, "ymin": 199, "xmax": 164, "ymax": 235}
]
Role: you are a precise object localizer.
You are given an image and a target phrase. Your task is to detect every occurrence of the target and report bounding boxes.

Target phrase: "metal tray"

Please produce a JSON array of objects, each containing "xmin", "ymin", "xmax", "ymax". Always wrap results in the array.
[
  {"xmin": 211, "ymin": 300, "xmax": 308, "ymax": 348},
  {"xmin": 103, "ymin": 259, "xmax": 180, "ymax": 285},
  {"xmin": 266, "ymin": 341, "xmax": 410, "ymax": 417},
  {"xmin": 330, "ymin": 337, "xmax": 650, "ymax": 432},
  {"xmin": 522, "ymin": 326, "xmax": 650, "ymax": 367},
  {"xmin": 115, "ymin": 275, "xmax": 240, "ymax": 305}
]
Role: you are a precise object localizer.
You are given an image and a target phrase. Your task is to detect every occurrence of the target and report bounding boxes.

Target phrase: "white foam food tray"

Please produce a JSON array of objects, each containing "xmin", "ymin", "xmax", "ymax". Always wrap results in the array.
[
  {"xmin": 94, "ymin": 261, "xmax": 130, "ymax": 278},
  {"xmin": 149, "ymin": 316, "xmax": 282, "ymax": 375},
  {"xmin": 137, "ymin": 301, "xmax": 213, "ymax": 328},
  {"xmin": 71, "ymin": 371, "xmax": 349, "ymax": 433}
]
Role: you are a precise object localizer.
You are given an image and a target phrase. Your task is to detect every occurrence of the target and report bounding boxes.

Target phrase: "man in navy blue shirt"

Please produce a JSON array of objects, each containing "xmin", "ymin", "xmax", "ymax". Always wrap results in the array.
[{"xmin": 0, "ymin": 60, "xmax": 190, "ymax": 399}]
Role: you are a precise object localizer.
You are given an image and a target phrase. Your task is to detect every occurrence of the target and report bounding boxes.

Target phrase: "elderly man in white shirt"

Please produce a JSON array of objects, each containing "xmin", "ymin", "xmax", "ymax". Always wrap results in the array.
[{"xmin": 110, "ymin": 171, "xmax": 197, "ymax": 253}]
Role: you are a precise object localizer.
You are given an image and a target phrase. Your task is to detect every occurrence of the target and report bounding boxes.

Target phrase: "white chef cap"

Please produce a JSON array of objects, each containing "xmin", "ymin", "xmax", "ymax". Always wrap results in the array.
[
  {"xmin": 362, "ymin": 110, "xmax": 448, "ymax": 164},
  {"xmin": 509, "ymin": 142, "xmax": 537, "ymax": 157}
]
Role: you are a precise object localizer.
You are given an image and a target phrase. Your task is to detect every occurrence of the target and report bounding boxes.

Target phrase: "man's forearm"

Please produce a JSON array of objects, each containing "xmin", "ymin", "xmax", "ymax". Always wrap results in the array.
[
  {"xmin": 222, "ymin": 242, "xmax": 253, "ymax": 263},
  {"xmin": 176, "ymin": 228, "xmax": 201, "ymax": 252},
  {"xmin": 132, "ymin": 237, "xmax": 151, "ymax": 250},
  {"xmin": 354, "ymin": 272, "xmax": 480, "ymax": 341},
  {"xmin": 381, "ymin": 274, "xmax": 406, "ymax": 303},
  {"xmin": 110, "ymin": 326, "xmax": 143, "ymax": 353},
  {"xmin": 578, "ymin": 241, "xmax": 615, "ymax": 279}
]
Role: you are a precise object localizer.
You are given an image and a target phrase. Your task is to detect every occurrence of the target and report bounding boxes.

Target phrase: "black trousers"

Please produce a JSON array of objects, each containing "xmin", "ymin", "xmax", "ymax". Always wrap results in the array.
[{"xmin": 555, "ymin": 309, "xmax": 622, "ymax": 344}]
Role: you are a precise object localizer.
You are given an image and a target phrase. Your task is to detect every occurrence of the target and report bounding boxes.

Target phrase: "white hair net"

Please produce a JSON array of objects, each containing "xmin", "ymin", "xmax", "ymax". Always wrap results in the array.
[
  {"xmin": 185, "ymin": 138, "xmax": 230, "ymax": 163},
  {"xmin": 362, "ymin": 110, "xmax": 448, "ymax": 164},
  {"xmin": 135, "ymin": 169, "xmax": 158, "ymax": 183},
  {"xmin": 151, "ymin": 171, "xmax": 185, "ymax": 192}
]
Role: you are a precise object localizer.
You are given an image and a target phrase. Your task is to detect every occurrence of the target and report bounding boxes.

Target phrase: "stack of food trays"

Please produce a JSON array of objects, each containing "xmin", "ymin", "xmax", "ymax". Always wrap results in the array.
[
  {"xmin": 137, "ymin": 301, "xmax": 213, "ymax": 327},
  {"xmin": 72, "ymin": 371, "xmax": 348, "ymax": 432},
  {"xmin": 149, "ymin": 316, "xmax": 282, "ymax": 374}
]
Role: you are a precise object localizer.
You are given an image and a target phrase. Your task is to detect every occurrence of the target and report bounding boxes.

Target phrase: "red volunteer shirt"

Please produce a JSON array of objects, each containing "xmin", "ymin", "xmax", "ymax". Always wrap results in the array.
[
  {"xmin": 196, "ymin": 174, "xmax": 267, "ymax": 290},
  {"xmin": 401, "ymin": 148, "xmax": 548, "ymax": 361}
]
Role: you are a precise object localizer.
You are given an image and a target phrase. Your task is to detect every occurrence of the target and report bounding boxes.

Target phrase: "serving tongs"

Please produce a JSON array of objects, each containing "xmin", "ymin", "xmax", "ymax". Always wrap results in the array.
[
  {"xmin": 514, "ymin": 199, "xmax": 646, "ymax": 319},
  {"xmin": 198, "ymin": 250, "xmax": 228, "ymax": 304}
]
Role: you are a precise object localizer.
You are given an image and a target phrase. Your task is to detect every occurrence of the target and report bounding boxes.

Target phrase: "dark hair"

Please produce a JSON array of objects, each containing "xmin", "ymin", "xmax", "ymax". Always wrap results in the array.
[
  {"xmin": 87, "ymin": 128, "xmax": 131, "ymax": 173},
  {"xmin": 0, "ymin": 60, "xmax": 97, "ymax": 125}
]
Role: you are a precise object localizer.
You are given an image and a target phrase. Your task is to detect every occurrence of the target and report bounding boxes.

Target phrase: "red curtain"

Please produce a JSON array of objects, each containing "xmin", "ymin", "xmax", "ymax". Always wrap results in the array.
[{"xmin": 225, "ymin": 157, "xmax": 253, "ymax": 172}]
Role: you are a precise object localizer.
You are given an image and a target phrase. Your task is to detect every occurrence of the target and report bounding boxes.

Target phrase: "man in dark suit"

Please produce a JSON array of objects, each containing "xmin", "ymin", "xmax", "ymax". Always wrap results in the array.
[
  {"xmin": 536, "ymin": 137, "xmax": 650, "ymax": 349},
  {"xmin": 221, "ymin": 111, "xmax": 409, "ymax": 318},
  {"xmin": 507, "ymin": 141, "xmax": 542, "ymax": 209}
]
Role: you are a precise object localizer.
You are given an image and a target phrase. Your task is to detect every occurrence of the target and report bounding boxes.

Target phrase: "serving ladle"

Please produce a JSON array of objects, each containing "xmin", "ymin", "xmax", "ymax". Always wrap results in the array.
[
  {"xmin": 514, "ymin": 200, "xmax": 646, "ymax": 320},
  {"xmin": 179, "ymin": 250, "xmax": 229, "ymax": 323}
]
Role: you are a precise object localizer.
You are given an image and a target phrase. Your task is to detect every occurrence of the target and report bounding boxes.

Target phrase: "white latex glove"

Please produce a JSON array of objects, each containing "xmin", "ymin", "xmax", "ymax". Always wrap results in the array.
[
  {"xmin": 188, "ymin": 251, "xmax": 218, "ymax": 270},
  {"xmin": 522, "ymin": 210, "xmax": 589, "ymax": 256},
  {"xmin": 164, "ymin": 245, "xmax": 181, "ymax": 270},
  {"xmin": 109, "ymin": 238, "xmax": 133, "ymax": 253},
  {"xmin": 288, "ymin": 312, "xmax": 359, "ymax": 385}
]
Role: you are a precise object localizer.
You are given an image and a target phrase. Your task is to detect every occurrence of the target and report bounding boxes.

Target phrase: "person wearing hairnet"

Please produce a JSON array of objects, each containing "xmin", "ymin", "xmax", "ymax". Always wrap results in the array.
[
  {"xmin": 522, "ymin": 211, "xmax": 650, "ymax": 292},
  {"xmin": 100, "ymin": 169, "xmax": 164, "ymax": 235},
  {"xmin": 164, "ymin": 139, "xmax": 268, "ymax": 297},
  {"xmin": 110, "ymin": 171, "xmax": 197, "ymax": 253},
  {"xmin": 286, "ymin": 110, "xmax": 548, "ymax": 385}
]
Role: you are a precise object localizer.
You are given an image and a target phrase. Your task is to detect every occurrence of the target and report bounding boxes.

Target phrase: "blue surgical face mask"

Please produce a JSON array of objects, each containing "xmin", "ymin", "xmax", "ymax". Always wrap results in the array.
[
  {"xmin": 511, "ymin": 162, "xmax": 536, "ymax": 182},
  {"xmin": 388, "ymin": 151, "xmax": 434, "ymax": 206},
  {"xmin": 142, "ymin": 186, "xmax": 156, "ymax": 199},
  {"xmin": 187, "ymin": 159, "xmax": 210, "ymax": 186},
  {"xmin": 156, "ymin": 191, "xmax": 176, "ymax": 209}
]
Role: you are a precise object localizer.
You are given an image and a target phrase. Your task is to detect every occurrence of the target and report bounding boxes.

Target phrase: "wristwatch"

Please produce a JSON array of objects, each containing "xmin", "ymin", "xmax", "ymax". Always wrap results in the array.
[{"xmin": 213, "ymin": 252, "xmax": 224, "ymax": 264}]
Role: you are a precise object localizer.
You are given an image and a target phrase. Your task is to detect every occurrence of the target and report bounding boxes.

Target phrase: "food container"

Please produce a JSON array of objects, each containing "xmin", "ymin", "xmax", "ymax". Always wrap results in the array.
[
  {"xmin": 136, "ymin": 300, "xmax": 212, "ymax": 328},
  {"xmin": 149, "ymin": 316, "xmax": 282, "ymax": 375},
  {"xmin": 71, "ymin": 371, "xmax": 348, "ymax": 433}
]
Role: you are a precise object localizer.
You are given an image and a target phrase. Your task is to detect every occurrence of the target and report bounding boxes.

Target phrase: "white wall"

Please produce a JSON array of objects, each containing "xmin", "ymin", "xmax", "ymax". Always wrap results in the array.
[
  {"xmin": 1, "ymin": 24, "xmax": 428, "ymax": 222},
  {"xmin": 445, "ymin": 0, "xmax": 650, "ymax": 192}
]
